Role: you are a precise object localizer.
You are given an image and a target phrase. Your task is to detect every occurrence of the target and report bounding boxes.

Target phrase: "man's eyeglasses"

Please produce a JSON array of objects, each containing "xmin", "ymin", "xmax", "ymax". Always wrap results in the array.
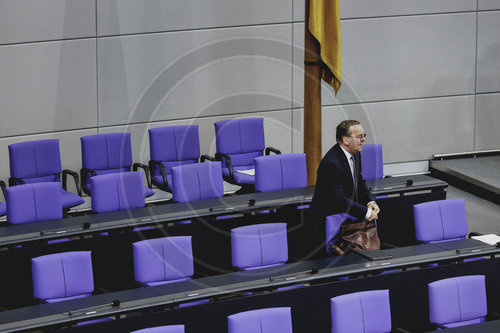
[{"xmin": 350, "ymin": 133, "xmax": 367, "ymax": 139}]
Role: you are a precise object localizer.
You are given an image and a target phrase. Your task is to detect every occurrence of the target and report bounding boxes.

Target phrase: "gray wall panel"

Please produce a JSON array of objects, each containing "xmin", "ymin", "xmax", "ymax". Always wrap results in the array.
[
  {"xmin": 479, "ymin": 0, "xmax": 500, "ymax": 10},
  {"xmin": 97, "ymin": 0, "xmax": 292, "ymax": 36},
  {"xmin": 0, "ymin": 40, "xmax": 97, "ymax": 137},
  {"xmin": 98, "ymin": 25, "xmax": 292, "ymax": 126},
  {"xmin": 476, "ymin": 93, "xmax": 500, "ymax": 150},
  {"xmin": 340, "ymin": 0, "xmax": 476, "ymax": 19},
  {"xmin": 0, "ymin": 129, "xmax": 97, "ymax": 193},
  {"xmin": 98, "ymin": 111, "xmax": 293, "ymax": 166},
  {"xmin": 292, "ymin": 13, "xmax": 477, "ymax": 107},
  {"xmin": 321, "ymin": 96, "xmax": 475, "ymax": 162},
  {"xmin": 293, "ymin": 0, "xmax": 476, "ymax": 22},
  {"xmin": 0, "ymin": 0, "xmax": 95, "ymax": 45},
  {"xmin": 476, "ymin": 11, "xmax": 500, "ymax": 93}
]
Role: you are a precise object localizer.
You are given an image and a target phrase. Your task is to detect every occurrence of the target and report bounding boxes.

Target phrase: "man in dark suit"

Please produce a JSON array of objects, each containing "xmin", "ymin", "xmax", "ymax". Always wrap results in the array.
[{"xmin": 309, "ymin": 120, "xmax": 380, "ymax": 255}]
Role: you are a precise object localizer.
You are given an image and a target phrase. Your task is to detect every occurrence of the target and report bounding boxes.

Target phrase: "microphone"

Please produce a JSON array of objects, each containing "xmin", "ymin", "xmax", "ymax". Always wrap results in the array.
[
  {"xmin": 381, "ymin": 179, "xmax": 414, "ymax": 191},
  {"xmin": 208, "ymin": 199, "xmax": 257, "ymax": 212},
  {"xmin": 40, "ymin": 222, "xmax": 91, "ymax": 236},
  {"xmin": 67, "ymin": 300, "xmax": 120, "ymax": 316}
]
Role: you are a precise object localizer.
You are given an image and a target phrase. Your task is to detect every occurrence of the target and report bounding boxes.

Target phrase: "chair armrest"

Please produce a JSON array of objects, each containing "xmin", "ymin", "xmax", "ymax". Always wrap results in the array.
[
  {"xmin": 62, "ymin": 169, "xmax": 82, "ymax": 196},
  {"xmin": 215, "ymin": 152, "xmax": 234, "ymax": 180},
  {"xmin": 80, "ymin": 168, "xmax": 97, "ymax": 195},
  {"xmin": 148, "ymin": 160, "xmax": 168, "ymax": 189},
  {"xmin": 201, "ymin": 154, "xmax": 216, "ymax": 162},
  {"xmin": 133, "ymin": 163, "xmax": 152, "ymax": 188},
  {"xmin": 8, "ymin": 177, "xmax": 25, "ymax": 186},
  {"xmin": 265, "ymin": 147, "xmax": 281, "ymax": 155},
  {"xmin": 0, "ymin": 180, "xmax": 6, "ymax": 200}
]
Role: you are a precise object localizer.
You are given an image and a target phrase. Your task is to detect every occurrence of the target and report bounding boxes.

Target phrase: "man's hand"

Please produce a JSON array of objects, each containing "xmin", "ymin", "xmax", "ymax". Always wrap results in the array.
[
  {"xmin": 368, "ymin": 202, "xmax": 380, "ymax": 215},
  {"xmin": 367, "ymin": 209, "xmax": 378, "ymax": 221}
]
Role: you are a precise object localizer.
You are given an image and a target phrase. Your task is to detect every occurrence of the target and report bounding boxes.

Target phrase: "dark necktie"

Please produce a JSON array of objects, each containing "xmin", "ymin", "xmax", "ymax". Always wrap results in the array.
[{"xmin": 351, "ymin": 155, "xmax": 358, "ymax": 202}]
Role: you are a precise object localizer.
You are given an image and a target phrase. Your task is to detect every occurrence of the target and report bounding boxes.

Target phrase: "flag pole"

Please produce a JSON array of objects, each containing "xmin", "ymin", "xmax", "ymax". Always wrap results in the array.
[{"xmin": 304, "ymin": 0, "xmax": 322, "ymax": 186}]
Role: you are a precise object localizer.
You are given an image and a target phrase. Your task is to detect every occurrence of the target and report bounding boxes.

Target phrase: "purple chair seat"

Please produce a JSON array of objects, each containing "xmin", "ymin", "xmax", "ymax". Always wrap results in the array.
[
  {"xmin": 428, "ymin": 275, "xmax": 487, "ymax": 329},
  {"xmin": 414, "ymin": 199, "xmax": 468, "ymax": 243},
  {"xmin": 133, "ymin": 236, "xmax": 194, "ymax": 287},
  {"xmin": 6, "ymin": 182, "xmax": 63, "ymax": 224},
  {"xmin": 222, "ymin": 166, "xmax": 256, "ymax": 185},
  {"xmin": 231, "ymin": 223, "xmax": 288, "ymax": 271},
  {"xmin": 254, "ymin": 154, "xmax": 307, "ymax": 192},
  {"xmin": 360, "ymin": 144, "xmax": 384, "ymax": 180},
  {"xmin": 331, "ymin": 289, "xmax": 392, "ymax": 333},
  {"xmin": 60, "ymin": 188, "xmax": 85, "ymax": 208},
  {"xmin": 32, "ymin": 251, "xmax": 94, "ymax": 303},
  {"xmin": 84, "ymin": 168, "xmax": 154, "ymax": 198},
  {"xmin": 325, "ymin": 213, "xmax": 353, "ymax": 253},
  {"xmin": 131, "ymin": 325, "xmax": 185, "ymax": 333},
  {"xmin": 171, "ymin": 162, "xmax": 224, "ymax": 203},
  {"xmin": 90, "ymin": 172, "xmax": 146, "ymax": 214},
  {"xmin": 228, "ymin": 307, "xmax": 293, "ymax": 333}
]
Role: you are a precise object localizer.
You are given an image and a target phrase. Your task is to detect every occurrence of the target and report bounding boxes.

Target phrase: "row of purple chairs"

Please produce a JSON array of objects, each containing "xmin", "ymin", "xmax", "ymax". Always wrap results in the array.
[
  {"xmin": 128, "ymin": 274, "xmax": 489, "ymax": 332},
  {"xmin": 3, "ymin": 118, "xmax": 280, "ymax": 208},
  {"xmin": 2, "ymin": 152, "xmax": 307, "ymax": 224},
  {"xmin": 31, "ymin": 222, "xmax": 288, "ymax": 302}
]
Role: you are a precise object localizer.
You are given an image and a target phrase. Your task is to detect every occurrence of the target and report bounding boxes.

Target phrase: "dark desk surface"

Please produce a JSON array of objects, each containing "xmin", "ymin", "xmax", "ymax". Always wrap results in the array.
[
  {"xmin": 436, "ymin": 320, "xmax": 500, "ymax": 332},
  {"xmin": 366, "ymin": 174, "xmax": 447, "ymax": 195},
  {"xmin": 0, "ymin": 238, "xmax": 496, "ymax": 333}
]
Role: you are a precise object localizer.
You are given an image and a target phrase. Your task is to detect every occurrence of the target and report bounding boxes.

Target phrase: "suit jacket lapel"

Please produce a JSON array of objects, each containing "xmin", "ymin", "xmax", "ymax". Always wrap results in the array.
[{"xmin": 334, "ymin": 144, "xmax": 355, "ymax": 189}]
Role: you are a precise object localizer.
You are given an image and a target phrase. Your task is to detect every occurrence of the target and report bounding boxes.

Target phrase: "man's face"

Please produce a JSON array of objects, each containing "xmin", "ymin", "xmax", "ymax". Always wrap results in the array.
[{"xmin": 345, "ymin": 124, "xmax": 366, "ymax": 154}]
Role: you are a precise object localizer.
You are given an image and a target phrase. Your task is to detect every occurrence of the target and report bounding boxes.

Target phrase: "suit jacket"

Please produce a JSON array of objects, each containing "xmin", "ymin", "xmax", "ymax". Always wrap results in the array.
[{"xmin": 309, "ymin": 143, "xmax": 374, "ymax": 242}]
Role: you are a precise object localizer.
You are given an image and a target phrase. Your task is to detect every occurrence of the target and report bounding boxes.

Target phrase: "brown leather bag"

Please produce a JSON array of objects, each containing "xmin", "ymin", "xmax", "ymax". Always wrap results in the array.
[{"xmin": 328, "ymin": 220, "xmax": 380, "ymax": 255}]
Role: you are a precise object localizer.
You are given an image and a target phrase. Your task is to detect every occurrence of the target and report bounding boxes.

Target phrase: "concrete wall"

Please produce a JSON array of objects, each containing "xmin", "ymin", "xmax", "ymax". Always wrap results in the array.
[{"xmin": 0, "ymin": 0, "xmax": 498, "ymax": 187}]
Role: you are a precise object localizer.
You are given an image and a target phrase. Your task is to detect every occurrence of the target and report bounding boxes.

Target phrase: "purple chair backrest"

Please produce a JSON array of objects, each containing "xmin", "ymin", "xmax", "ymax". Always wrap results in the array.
[
  {"xmin": 325, "ymin": 213, "xmax": 352, "ymax": 252},
  {"xmin": 254, "ymin": 154, "xmax": 307, "ymax": 192},
  {"xmin": 90, "ymin": 172, "xmax": 145, "ymax": 213},
  {"xmin": 359, "ymin": 144, "xmax": 383, "ymax": 180},
  {"xmin": 32, "ymin": 251, "xmax": 94, "ymax": 302},
  {"xmin": 171, "ymin": 162, "xmax": 223, "ymax": 202},
  {"xmin": 130, "ymin": 325, "xmax": 185, "ymax": 333},
  {"xmin": 9, "ymin": 139, "xmax": 62, "ymax": 183},
  {"xmin": 6, "ymin": 182, "xmax": 62, "ymax": 224},
  {"xmin": 215, "ymin": 118, "xmax": 265, "ymax": 168},
  {"xmin": 414, "ymin": 199, "xmax": 468, "ymax": 243},
  {"xmin": 228, "ymin": 307, "xmax": 293, "ymax": 333},
  {"xmin": 428, "ymin": 275, "xmax": 487, "ymax": 328},
  {"xmin": 149, "ymin": 125, "xmax": 200, "ymax": 174},
  {"xmin": 231, "ymin": 223, "xmax": 288, "ymax": 270},
  {"xmin": 133, "ymin": 236, "xmax": 194, "ymax": 285},
  {"xmin": 81, "ymin": 133, "xmax": 132, "ymax": 172},
  {"xmin": 331, "ymin": 289, "xmax": 392, "ymax": 333}
]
